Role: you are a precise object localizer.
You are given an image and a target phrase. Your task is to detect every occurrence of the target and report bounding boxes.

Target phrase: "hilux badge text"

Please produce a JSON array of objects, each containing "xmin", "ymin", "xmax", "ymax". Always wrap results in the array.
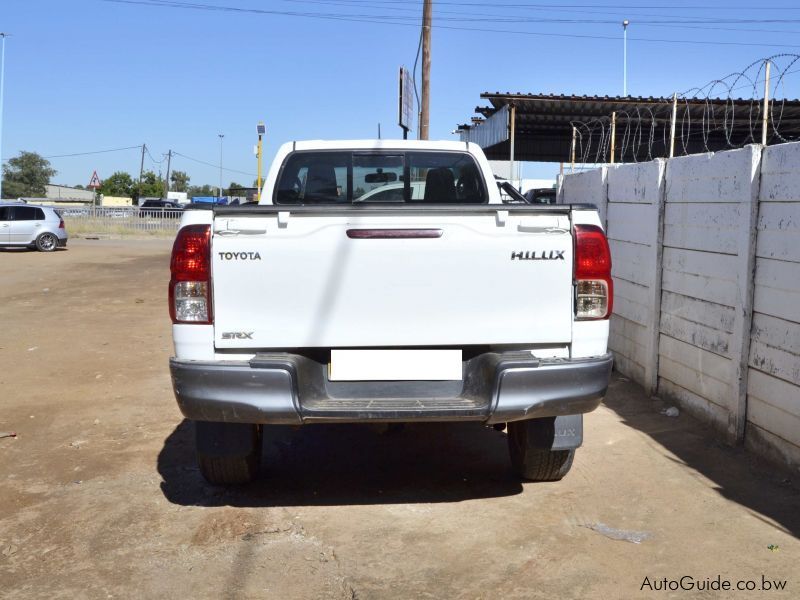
[{"xmin": 510, "ymin": 250, "xmax": 565, "ymax": 261}]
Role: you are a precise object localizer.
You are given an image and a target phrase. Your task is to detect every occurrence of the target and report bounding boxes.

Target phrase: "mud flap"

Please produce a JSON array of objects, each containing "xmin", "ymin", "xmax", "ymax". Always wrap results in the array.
[
  {"xmin": 525, "ymin": 414, "xmax": 583, "ymax": 450},
  {"xmin": 195, "ymin": 421, "xmax": 260, "ymax": 458}
]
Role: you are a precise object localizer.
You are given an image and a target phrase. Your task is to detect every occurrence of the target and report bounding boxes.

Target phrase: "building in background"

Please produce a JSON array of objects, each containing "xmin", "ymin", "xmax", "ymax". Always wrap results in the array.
[{"xmin": 45, "ymin": 184, "xmax": 95, "ymax": 203}]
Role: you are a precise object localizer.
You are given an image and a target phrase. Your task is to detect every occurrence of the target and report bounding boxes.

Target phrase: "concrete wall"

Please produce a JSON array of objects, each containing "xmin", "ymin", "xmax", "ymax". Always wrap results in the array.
[
  {"xmin": 659, "ymin": 146, "xmax": 761, "ymax": 441},
  {"xmin": 559, "ymin": 142, "xmax": 800, "ymax": 470},
  {"xmin": 746, "ymin": 143, "xmax": 800, "ymax": 466}
]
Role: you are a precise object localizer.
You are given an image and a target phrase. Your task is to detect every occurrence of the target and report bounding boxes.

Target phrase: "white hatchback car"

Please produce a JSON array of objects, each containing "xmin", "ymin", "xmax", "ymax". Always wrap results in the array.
[{"xmin": 0, "ymin": 203, "xmax": 68, "ymax": 251}]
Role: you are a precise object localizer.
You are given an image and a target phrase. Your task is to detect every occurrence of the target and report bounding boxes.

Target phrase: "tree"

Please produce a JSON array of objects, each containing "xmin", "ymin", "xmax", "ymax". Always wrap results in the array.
[
  {"xmin": 170, "ymin": 170, "xmax": 190, "ymax": 192},
  {"xmin": 2, "ymin": 151, "xmax": 57, "ymax": 199},
  {"xmin": 99, "ymin": 171, "xmax": 134, "ymax": 198},
  {"xmin": 74, "ymin": 184, "xmax": 85, "ymax": 190},
  {"xmin": 132, "ymin": 170, "xmax": 164, "ymax": 202},
  {"xmin": 187, "ymin": 184, "xmax": 216, "ymax": 198},
  {"xmin": 225, "ymin": 181, "xmax": 244, "ymax": 195}
]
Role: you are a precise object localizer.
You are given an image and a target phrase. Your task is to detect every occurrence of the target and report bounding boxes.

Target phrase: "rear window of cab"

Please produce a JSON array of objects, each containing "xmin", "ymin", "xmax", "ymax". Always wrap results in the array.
[{"xmin": 274, "ymin": 151, "xmax": 487, "ymax": 205}]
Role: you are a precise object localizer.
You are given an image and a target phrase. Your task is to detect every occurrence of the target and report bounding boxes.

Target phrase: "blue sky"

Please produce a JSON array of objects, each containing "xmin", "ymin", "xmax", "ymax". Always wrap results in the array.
[{"xmin": 2, "ymin": 0, "xmax": 800, "ymax": 187}]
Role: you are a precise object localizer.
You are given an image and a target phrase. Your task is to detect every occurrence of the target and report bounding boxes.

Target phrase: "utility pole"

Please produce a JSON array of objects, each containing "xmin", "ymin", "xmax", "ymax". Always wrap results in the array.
[
  {"xmin": 218, "ymin": 134, "xmax": 224, "ymax": 199},
  {"xmin": 420, "ymin": 0, "xmax": 432, "ymax": 140},
  {"xmin": 163, "ymin": 150, "xmax": 172, "ymax": 199},
  {"xmin": 0, "ymin": 33, "xmax": 8, "ymax": 200},
  {"xmin": 138, "ymin": 143, "xmax": 146, "ymax": 204}
]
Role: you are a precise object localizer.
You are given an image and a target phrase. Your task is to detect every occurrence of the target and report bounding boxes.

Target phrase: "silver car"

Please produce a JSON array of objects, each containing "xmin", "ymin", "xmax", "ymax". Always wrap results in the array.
[{"xmin": 0, "ymin": 203, "xmax": 68, "ymax": 252}]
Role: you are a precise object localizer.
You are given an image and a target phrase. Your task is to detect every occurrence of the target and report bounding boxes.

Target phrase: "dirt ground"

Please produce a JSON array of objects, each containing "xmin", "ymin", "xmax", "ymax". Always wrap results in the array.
[{"xmin": 1, "ymin": 239, "xmax": 798, "ymax": 599}]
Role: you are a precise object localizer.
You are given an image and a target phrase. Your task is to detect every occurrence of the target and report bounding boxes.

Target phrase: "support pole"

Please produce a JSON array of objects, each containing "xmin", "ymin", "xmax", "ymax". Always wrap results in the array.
[
  {"xmin": 257, "ymin": 125, "xmax": 264, "ymax": 194},
  {"xmin": 138, "ymin": 143, "xmax": 146, "ymax": 204},
  {"xmin": 163, "ymin": 150, "xmax": 172, "ymax": 199},
  {"xmin": 669, "ymin": 93, "xmax": 677, "ymax": 158},
  {"xmin": 509, "ymin": 104, "xmax": 516, "ymax": 187},
  {"xmin": 218, "ymin": 134, "xmax": 224, "ymax": 199},
  {"xmin": 419, "ymin": 0, "xmax": 432, "ymax": 140},
  {"xmin": 570, "ymin": 126, "xmax": 576, "ymax": 173},
  {"xmin": 761, "ymin": 60, "xmax": 771, "ymax": 146},
  {"xmin": 610, "ymin": 112, "xmax": 616, "ymax": 165},
  {"xmin": 0, "ymin": 34, "xmax": 7, "ymax": 200}
]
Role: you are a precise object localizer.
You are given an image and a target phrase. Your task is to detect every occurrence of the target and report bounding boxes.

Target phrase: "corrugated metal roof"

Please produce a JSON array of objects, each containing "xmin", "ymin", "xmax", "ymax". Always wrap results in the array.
[{"xmin": 457, "ymin": 93, "xmax": 800, "ymax": 162}]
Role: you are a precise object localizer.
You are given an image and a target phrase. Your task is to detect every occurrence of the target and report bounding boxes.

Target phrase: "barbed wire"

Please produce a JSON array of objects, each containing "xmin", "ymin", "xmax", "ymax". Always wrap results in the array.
[{"xmin": 569, "ymin": 54, "xmax": 800, "ymax": 166}]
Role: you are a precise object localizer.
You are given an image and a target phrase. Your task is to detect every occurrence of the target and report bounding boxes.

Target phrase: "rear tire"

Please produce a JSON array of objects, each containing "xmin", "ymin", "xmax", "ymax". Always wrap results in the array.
[
  {"xmin": 507, "ymin": 418, "xmax": 575, "ymax": 481},
  {"xmin": 35, "ymin": 232, "xmax": 58, "ymax": 252},
  {"xmin": 195, "ymin": 421, "xmax": 262, "ymax": 485}
]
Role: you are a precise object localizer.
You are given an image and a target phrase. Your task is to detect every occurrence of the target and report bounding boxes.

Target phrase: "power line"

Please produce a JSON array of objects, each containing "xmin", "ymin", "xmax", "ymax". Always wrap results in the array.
[
  {"xmin": 37, "ymin": 145, "xmax": 142, "ymax": 160},
  {"xmin": 279, "ymin": 0, "xmax": 800, "ymax": 23},
  {"xmin": 144, "ymin": 145, "xmax": 164, "ymax": 164},
  {"xmin": 172, "ymin": 151, "xmax": 257, "ymax": 177},
  {"xmin": 280, "ymin": 0, "xmax": 800, "ymax": 24},
  {"xmin": 103, "ymin": 0, "xmax": 800, "ymax": 48},
  {"xmin": 280, "ymin": 0, "xmax": 800, "ymax": 36},
  {"xmin": 277, "ymin": 0, "xmax": 800, "ymax": 29},
  {"xmin": 288, "ymin": 0, "xmax": 800, "ymax": 9}
]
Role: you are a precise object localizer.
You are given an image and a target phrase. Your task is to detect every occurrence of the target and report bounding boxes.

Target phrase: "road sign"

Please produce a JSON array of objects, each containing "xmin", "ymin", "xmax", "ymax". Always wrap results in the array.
[
  {"xmin": 398, "ymin": 66, "xmax": 414, "ymax": 134},
  {"xmin": 87, "ymin": 170, "xmax": 102, "ymax": 189}
]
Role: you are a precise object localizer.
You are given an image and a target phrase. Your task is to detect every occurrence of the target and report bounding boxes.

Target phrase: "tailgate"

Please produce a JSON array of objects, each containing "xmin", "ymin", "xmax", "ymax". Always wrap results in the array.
[{"xmin": 211, "ymin": 211, "xmax": 573, "ymax": 349}]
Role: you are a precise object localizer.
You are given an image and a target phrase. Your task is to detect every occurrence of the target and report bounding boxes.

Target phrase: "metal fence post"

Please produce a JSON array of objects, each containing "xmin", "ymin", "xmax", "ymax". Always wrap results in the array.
[
  {"xmin": 669, "ymin": 93, "xmax": 677, "ymax": 158},
  {"xmin": 570, "ymin": 126, "xmax": 576, "ymax": 173},
  {"xmin": 610, "ymin": 112, "xmax": 616, "ymax": 165},
  {"xmin": 761, "ymin": 60, "xmax": 771, "ymax": 146}
]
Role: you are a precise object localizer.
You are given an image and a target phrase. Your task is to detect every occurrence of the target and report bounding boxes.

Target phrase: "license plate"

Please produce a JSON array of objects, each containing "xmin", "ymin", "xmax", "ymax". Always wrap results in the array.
[{"xmin": 329, "ymin": 350, "xmax": 463, "ymax": 381}]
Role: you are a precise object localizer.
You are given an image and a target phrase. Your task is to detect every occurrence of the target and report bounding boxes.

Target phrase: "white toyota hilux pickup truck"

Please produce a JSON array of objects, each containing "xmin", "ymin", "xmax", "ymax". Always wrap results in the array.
[{"xmin": 169, "ymin": 140, "xmax": 613, "ymax": 485}]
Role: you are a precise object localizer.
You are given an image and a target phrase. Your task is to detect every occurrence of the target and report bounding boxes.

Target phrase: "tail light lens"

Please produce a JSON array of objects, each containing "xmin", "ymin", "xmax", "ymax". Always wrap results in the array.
[
  {"xmin": 574, "ymin": 224, "xmax": 613, "ymax": 320},
  {"xmin": 58, "ymin": 219, "xmax": 65, "ymax": 230},
  {"xmin": 169, "ymin": 224, "xmax": 212, "ymax": 324}
]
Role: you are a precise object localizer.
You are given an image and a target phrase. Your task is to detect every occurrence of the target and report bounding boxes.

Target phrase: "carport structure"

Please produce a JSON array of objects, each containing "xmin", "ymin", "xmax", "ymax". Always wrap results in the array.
[{"xmin": 456, "ymin": 92, "xmax": 800, "ymax": 166}]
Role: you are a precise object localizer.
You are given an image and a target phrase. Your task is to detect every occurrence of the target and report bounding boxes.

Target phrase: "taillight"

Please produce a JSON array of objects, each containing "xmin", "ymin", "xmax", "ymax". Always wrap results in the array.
[
  {"xmin": 574, "ymin": 224, "xmax": 613, "ymax": 320},
  {"xmin": 169, "ymin": 224, "xmax": 212, "ymax": 324},
  {"xmin": 58, "ymin": 219, "xmax": 65, "ymax": 230}
]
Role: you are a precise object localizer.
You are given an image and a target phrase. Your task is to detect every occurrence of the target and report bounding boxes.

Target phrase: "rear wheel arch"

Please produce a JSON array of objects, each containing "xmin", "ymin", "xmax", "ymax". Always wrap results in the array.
[{"xmin": 35, "ymin": 232, "xmax": 59, "ymax": 252}]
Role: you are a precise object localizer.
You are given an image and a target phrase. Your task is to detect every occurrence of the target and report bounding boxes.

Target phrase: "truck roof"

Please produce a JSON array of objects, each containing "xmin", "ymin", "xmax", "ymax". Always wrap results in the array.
[{"xmin": 286, "ymin": 139, "xmax": 475, "ymax": 152}]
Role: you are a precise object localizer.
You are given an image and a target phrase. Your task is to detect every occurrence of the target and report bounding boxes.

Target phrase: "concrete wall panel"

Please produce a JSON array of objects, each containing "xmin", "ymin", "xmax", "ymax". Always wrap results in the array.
[
  {"xmin": 666, "ymin": 147, "xmax": 760, "ymax": 204},
  {"xmin": 664, "ymin": 202, "xmax": 740, "ymax": 254}
]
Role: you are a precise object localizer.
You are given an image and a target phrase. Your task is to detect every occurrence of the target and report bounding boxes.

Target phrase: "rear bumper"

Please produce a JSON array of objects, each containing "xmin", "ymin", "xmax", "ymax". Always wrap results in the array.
[{"xmin": 170, "ymin": 352, "xmax": 612, "ymax": 425}]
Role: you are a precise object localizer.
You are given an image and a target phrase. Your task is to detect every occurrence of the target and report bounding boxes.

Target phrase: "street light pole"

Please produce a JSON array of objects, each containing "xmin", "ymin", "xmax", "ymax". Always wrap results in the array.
[
  {"xmin": 623, "ymin": 20, "xmax": 629, "ymax": 97},
  {"xmin": 0, "ymin": 34, "xmax": 8, "ymax": 200},
  {"xmin": 218, "ymin": 133, "xmax": 224, "ymax": 199}
]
